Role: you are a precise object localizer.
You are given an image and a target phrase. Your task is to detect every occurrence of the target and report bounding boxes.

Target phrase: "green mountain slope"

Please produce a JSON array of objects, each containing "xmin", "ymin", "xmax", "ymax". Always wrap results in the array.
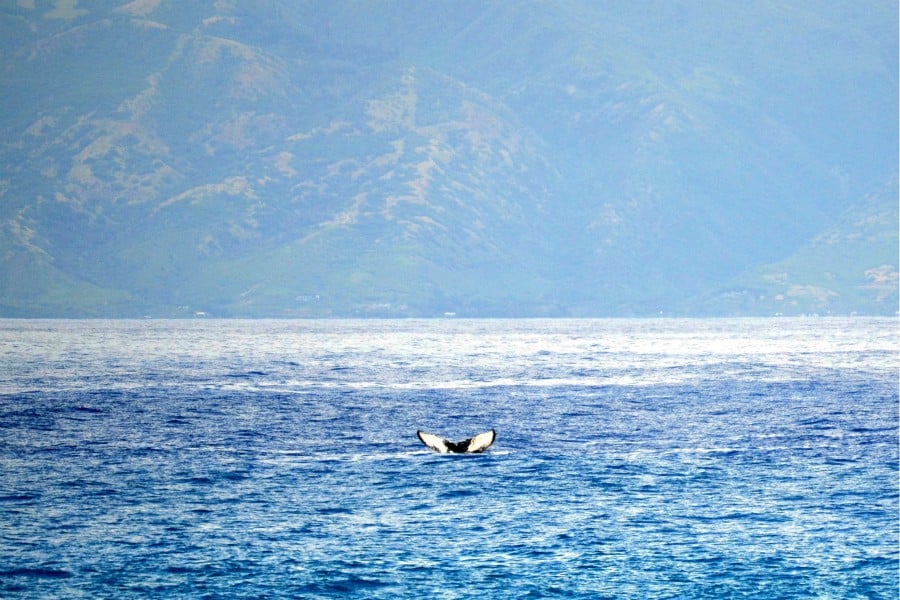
[
  {"xmin": 699, "ymin": 177, "xmax": 899, "ymax": 316},
  {"xmin": 0, "ymin": 1, "xmax": 896, "ymax": 316}
]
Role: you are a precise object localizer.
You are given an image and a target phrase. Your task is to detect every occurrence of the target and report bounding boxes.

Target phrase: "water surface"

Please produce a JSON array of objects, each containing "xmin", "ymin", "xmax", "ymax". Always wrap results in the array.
[{"xmin": 1, "ymin": 318, "xmax": 897, "ymax": 597}]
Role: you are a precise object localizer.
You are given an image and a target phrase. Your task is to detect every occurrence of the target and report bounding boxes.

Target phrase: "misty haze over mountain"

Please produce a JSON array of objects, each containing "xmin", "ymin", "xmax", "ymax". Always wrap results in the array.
[{"xmin": 1, "ymin": 1, "xmax": 897, "ymax": 317}]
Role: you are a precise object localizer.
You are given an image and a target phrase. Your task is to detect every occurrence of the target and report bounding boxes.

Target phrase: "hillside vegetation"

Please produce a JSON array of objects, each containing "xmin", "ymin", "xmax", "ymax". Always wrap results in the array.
[{"xmin": 1, "ymin": 1, "xmax": 896, "ymax": 316}]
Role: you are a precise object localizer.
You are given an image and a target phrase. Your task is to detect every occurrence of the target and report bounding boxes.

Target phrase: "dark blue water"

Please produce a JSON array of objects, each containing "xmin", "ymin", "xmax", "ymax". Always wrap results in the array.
[{"xmin": 1, "ymin": 318, "xmax": 897, "ymax": 598}]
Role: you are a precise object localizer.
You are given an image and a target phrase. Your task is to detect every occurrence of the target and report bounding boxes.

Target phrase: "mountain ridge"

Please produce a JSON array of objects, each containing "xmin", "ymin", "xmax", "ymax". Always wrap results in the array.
[{"xmin": 1, "ymin": 1, "xmax": 896, "ymax": 317}]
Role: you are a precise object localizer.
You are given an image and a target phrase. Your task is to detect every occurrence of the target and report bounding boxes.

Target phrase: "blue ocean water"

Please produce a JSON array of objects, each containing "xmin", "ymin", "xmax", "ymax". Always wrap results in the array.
[{"xmin": 0, "ymin": 318, "xmax": 897, "ymax": 598}]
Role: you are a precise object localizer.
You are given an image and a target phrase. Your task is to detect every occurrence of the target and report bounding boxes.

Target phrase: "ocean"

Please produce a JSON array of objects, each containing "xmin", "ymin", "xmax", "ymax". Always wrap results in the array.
[{"xmin": 0, "ymin": 318, "xmax": 897, "ymax": 598}]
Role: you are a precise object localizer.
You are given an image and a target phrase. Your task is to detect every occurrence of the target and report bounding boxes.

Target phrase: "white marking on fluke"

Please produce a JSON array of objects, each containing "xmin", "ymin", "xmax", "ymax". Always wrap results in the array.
[{"xmin": 417, "ymin": 429, "xmax": 496, "ymax": 454}]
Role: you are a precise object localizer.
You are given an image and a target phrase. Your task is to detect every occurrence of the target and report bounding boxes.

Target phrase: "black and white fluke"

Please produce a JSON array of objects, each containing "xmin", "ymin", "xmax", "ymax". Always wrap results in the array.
[{"xmin": 417, "ymin": 429, "xmax": 496, "ymax": 454}]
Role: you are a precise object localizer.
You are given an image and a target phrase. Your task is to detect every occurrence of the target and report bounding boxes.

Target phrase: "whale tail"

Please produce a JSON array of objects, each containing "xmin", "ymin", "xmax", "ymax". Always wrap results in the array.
[{"xmin": 417, "ymin": 429, "xmax": 496, "ymax": 454}]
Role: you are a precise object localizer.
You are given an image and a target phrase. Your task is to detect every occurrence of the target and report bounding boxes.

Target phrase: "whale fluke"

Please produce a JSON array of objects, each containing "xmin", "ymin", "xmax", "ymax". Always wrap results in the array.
[{"xmin": 417, "ymin": 429, "xmax": 496, "ymax": 454}]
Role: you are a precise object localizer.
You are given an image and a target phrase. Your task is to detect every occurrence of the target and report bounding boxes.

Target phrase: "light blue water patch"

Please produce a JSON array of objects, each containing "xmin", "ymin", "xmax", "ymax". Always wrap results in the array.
[{"xmin": 0, "ymin": 318, "xmax": 897, "ymax": 598}]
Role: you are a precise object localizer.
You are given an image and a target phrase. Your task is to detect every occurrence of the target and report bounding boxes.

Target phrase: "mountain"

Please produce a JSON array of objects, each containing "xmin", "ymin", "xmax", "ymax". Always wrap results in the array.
[
  {"xmin": 1, "ymin": 0, "xmax": 897, "ymax": 317},
  {"xmin": 697, "ymin": 176, "xmax": 899, "ymax": 316}
]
